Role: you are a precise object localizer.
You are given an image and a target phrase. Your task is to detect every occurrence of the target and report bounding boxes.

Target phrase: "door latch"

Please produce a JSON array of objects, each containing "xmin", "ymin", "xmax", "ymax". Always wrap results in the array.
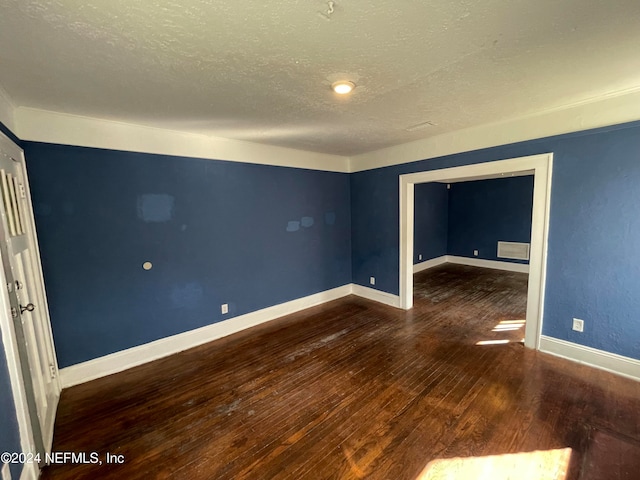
[{"xmin": 20, "ymin": 303, "xmax": 35, "ymax": 314}]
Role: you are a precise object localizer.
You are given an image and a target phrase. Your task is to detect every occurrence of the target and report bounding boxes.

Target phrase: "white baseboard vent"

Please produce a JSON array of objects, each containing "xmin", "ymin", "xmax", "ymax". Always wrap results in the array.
[
  {"xmin": 497, "ymin": 241, "xmax": 530, "ymax": 261},
  {"xmin": 539, "ymin": 336, "xmax": 640, "ymax": 382}
]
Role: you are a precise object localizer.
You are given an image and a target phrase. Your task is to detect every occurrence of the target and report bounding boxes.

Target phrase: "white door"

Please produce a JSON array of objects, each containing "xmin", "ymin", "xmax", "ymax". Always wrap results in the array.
[{"xmin": 0, "ymin": 131, "xmax": 59, "ymax": 455}]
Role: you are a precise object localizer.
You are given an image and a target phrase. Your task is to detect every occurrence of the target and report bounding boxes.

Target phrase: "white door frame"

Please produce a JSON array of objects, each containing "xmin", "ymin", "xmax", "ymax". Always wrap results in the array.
[
  {"xmin": 399, "ymin": 153, "xmax": 553, "ymax": 349},
  {"xmin": 0, "ymin": 256, "xmax": 40, "ymax": 478},
  {"xmin": 0, "ymin": 130, "xmax": 60, "ymax": 473}
]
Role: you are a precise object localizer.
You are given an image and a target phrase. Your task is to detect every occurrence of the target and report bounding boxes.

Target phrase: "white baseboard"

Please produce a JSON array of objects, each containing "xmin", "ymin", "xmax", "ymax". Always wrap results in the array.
[
  {"xmin": 413, "ymin": 255, "xmax": 448, "ymax": 273},
  {"xmin": 19, "ymin": 462, "xmax": 38, "ymax": 480},
  {"xmin": 351, "ymin": 284, "xmax": 401, "ymax": 308},
  {"xmin": 446, "ymin": 255, "xmax": 530, "ymax": 273},
  {"xmin": 539, "ymin": 336, "xmax": 640, "ymax": 382},
  {"xmin": 60, "ymin": 284, "xmax": 353, "ymax": 388}
]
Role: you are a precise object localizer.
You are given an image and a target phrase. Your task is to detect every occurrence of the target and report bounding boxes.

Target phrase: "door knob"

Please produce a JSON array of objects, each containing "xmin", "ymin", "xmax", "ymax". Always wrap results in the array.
[{"xmin": 20, "ymin": 303, "xmax": 35, "ymax": 314}]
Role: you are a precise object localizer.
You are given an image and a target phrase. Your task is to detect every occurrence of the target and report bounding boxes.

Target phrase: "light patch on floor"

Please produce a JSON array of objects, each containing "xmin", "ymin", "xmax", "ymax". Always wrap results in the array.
[
  {"xmin": 476, "ymin": 339, "xmax": 511, "ymax": 346},
  {"xmin": 492, "ymin": 319, "xmax": 525, "ymax": 332},
  {"xmin": 416, "ymin": 448, "xmax": 572, "ymax": 480}
]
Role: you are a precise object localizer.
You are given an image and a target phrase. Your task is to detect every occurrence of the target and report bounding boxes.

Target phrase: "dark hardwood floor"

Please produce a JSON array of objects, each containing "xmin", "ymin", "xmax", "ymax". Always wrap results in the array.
[{"xmin": 41, "ymin": 265, "xmax": 640, "ymax": 479}]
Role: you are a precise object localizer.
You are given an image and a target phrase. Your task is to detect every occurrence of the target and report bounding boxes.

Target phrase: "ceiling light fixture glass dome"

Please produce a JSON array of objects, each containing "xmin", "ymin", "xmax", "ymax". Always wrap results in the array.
[{"xmin": 332, "ymin": 81, "xmax": 355, "ymax": 94}]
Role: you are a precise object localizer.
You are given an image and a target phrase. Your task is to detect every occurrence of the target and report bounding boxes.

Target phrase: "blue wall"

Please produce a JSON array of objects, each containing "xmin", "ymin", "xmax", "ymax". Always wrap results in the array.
[
  {"xmin": 0, "ymin": 330, "xmax": 22, "ymax": 480},
  {"xmin": 351, "ymin": 121, "xmax": 640, "ymax": 360},
  {"xmin": 413, "ymin": 177, "xmax": 534, "ymax": 265},
  {"xmin": 24, "ymin": 143, "xmax": 352, "ymax": 368},
  {"xmin": 413, "ymin": 183, "xmax": 449, "ymax": 263},
  {"xmin": 11, "ymin": 120, "xmax": 640, "ymax": 368},
  {"xmin": 447, "ymin": 176, "xmax": 533, "ymax": 263}
]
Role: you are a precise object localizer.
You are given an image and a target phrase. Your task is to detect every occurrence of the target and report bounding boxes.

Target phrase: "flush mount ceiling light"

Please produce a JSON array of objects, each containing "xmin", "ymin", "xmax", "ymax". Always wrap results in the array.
[{"xmin": 331, "ymin": 81, "xmax": 355, "ymax": 94}]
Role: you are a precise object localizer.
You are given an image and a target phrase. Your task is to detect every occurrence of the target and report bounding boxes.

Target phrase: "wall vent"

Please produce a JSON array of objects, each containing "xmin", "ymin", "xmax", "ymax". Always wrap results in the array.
[{"xmin": 497, "ymin": 241, "xmax": 530, "ymax": 260}]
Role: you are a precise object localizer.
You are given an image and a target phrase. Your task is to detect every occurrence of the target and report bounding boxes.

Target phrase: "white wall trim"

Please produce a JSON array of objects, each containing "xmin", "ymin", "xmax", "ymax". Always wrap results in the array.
[
  {"xmin": 0, "ymin": 85, "xmax": 15, "ymax": 134},
  {"xmin": 60, "ymin": 284, "xmax": 354, "ymax": 388},
  {"xmin": 19, "ymin": 462, "xmax": 38, "ymax": 480},
  {"xmin": 54, "ymin": 283, "xmax": 640, "ymax": 390},
  {"xmin": 0, "ymin": 133, "xmax": 38, "ymax": 471},
  {"xmin": 540, "ymin": 336, "xmax": 640, "ymax": 382},
  {"xmin": 399, "ymin": 153, "xmax": 553, "ymax": 352},
  {"xmin": 14, "ymin": 107, "xmax": 350, "ymax": 173},
  {"xmin": 351, "ymin": 284, "xmax": 401, "ymax": 308},
  {"xmin": 413, "ymin": 255, "xmax": 448, "ymax": 273},
  {"xmin": 59, "ymin": 282, "xmax": 412, "ymax": 388},
  {"xmin": 350, "ymin": 88, "xmax": 640, "ymax": 172},
  {"xmin": 8, "ymin": 89, "xmax": 640, "ymax": 175},
  {"xmin": 446, "ymin": 255, "xmax": 530, "ymax": 273}
]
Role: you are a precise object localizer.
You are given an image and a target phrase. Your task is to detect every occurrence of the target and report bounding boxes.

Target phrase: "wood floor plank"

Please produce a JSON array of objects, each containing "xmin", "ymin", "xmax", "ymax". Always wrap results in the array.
[{"xmin": 40, "ymin": 264, "xmax": 640, "ymax": 479}]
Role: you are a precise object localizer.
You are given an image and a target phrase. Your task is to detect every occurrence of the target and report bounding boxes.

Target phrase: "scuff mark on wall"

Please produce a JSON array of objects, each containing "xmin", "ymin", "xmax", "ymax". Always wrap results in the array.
[
  {"xmin": 286, "ymin": 220, "xmax": 300, "ymax": 232},
  {"xmin": 137, "ymin": 194, "xmax": 174, "ymax": 222}
]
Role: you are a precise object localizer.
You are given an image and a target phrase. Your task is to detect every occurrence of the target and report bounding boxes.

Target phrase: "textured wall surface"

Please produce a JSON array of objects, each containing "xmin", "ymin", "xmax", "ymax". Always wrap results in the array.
[
  {"xmin": 413, "ymin": 182, "xmax": 448, "ymax": 263},
  {"xmin": 25, "ymin": 143, "xmax": 352, "ymax": 367},
  {"xmin": 447, "ymin": 176, "xmax": 533, "ymax": 263},
  {"xmin": 351, "ymin": 120, "xmax": 640, "ymax": 359},
  {"xmin": 0, "ymin": 331, "xmax": 22, "ymax": 480}
]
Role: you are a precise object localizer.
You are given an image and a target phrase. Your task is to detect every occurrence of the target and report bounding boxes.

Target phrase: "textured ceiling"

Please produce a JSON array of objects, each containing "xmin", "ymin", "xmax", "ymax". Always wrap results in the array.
[{"xmin": 1, "ymin": 0, "xmax": 639, "ymax": 156}]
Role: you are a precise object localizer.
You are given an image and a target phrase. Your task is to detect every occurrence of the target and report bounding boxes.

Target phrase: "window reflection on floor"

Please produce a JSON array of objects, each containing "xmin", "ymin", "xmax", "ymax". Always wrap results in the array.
[
  {"xmin": 416, "ymin": 447, "xmax": 572, "ymax": 480},
  {"xmin": 476, "ymin": 319, "xmax": 525, "ymax": 345}
]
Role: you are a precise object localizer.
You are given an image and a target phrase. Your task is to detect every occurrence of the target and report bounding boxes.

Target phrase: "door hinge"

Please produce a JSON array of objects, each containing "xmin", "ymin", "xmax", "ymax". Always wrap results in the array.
[
  {"xmin": 49, "ymin": 363, "xmax": 57, "ymax": 378},
  {"xmin": 19, "ymin": 183, "xmax": 26, "ymax": 199}
]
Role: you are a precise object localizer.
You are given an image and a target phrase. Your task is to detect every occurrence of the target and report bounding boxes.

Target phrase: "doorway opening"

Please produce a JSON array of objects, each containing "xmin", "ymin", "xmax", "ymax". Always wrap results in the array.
[{"xmin": 399, "ymin": 153, "xmax": 553, "ymax": 349}]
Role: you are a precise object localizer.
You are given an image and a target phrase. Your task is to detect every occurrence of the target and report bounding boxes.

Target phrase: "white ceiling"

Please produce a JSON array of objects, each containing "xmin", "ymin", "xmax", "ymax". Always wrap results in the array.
[{"xmin": 1, "ymin": 0, "xmax": 639, "ymax": 157}]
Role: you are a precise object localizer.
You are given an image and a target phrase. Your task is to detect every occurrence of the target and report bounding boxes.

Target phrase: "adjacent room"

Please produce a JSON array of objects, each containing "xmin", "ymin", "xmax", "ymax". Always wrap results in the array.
[
  {"xmin": 412, "ymin": 175, "xmax": 533, "ymax": 344},
  {"xmin": 1, "ymin": 1, "xmax": 640, "ymax": 479}
]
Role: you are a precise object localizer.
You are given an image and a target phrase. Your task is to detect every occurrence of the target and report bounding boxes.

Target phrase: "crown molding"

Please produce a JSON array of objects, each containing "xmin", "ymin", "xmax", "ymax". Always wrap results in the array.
[
  {"xmin": 7, "ymin": 87, "xmax": 640, "ymax": 174},
  {"xmin": 349, "ymin": 88, "xmax": 640, "ymax": 172},
  {"xmin": 14, "ymin": 107, "xmax": 351, "ymax": 173},
  {"xmin": 0, "ymin": 85, "xmax": 16, "ymax": 134}
]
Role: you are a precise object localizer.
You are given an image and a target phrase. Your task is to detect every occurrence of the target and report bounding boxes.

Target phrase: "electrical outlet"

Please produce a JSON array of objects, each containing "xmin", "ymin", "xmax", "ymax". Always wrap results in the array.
[
  {"xmin": 572, "ymin": 318, "xmax": 584, "ymax": 332},
  {"xmin": 221, "ymin": 304, "xmax": 229, "ymax": 314},
  {"xmin": 2, "ymin": 462, "xmax": 11, "ymax": 480},
  {"xmin": 370, "ymin": 277, "xmax": 375, "ymax": 285},
  {"xmin": 418, "ymin": 254, "xmax": 423, "ymax": 261},
  {"xmin": 473, "ymin": 250, "xmax": 479, "ymax": 256}
]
